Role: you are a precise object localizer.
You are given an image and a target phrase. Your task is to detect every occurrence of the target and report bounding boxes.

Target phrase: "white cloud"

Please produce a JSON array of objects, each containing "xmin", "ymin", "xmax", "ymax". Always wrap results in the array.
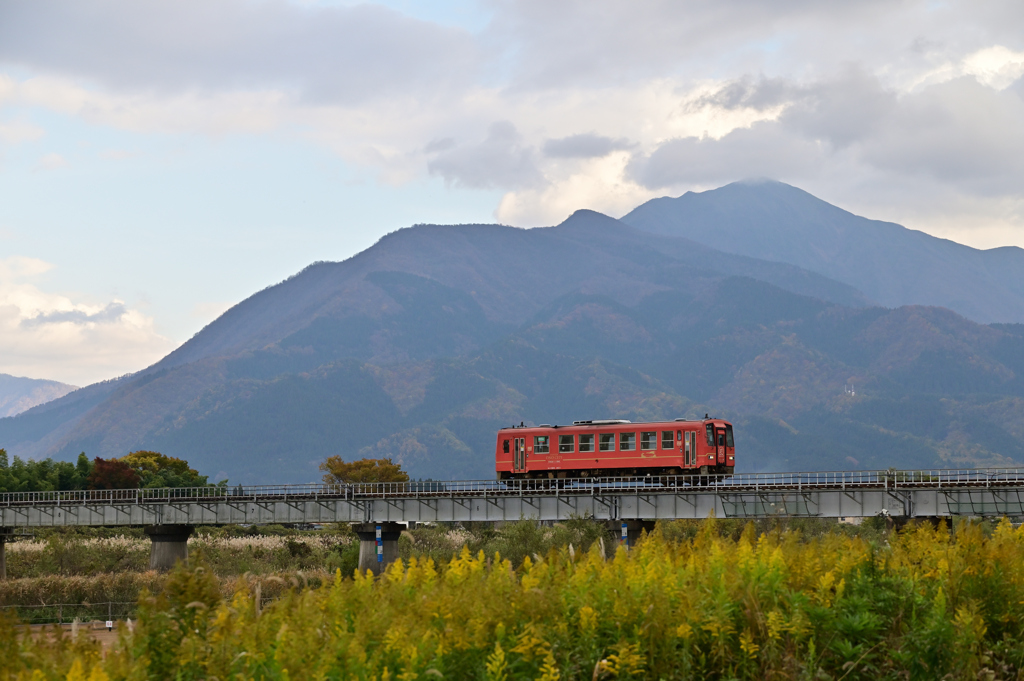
[
  {"xmin": 0, "ymin": 118, "xmax": 44, "ymax": 144},
  {"xmin": 496, "ymin": 151, "xmax": 658, "ymax": 226},
  {"xmin": 962, "ymin": 45, "xmax": 1024, "ymax": 90},
  {"xmin": 33, "ymin": 152, "xmax": 68, "ymax": 170},
  {"xmin": 0, "ymin": 256, "xmax": 176, "ymax": 385}
]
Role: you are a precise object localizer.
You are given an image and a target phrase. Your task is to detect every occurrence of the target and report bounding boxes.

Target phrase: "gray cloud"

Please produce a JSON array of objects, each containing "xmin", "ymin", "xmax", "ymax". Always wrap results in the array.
[
  {"xmin": 543, "ymin": 133, "xmax": 635, "ymax": 159},
  {"xmin": 693, "ymin": 76, "xmax": 799, "ymax": 112},
  {"xmin": 0, "ymin": 0, "xmax": 478, "ymax": 105},
  {"xmin": 21, "ymin": 302, "xmax": 127, "ymax": 327},
  {"xmin": 628, "ymin": 122, "xmax": 824, "ymax": 189},
  {"xmin": 485, "ymin": 0, "xmax": 987, "ymax": 90},
  {"xmin": 427, "ymin": 121, "xmax": 543, "ymax": 190},
  {"xmin": 860, "ymin": 77, "xmax": 1024, "ymax": 190},
  {"xmin": 779, "ymin": 69, "xmax": 897, "ymax": 149},
  {"xmin": 631, "ymin": 67, "xmax": 1024, "ymax": 195}
]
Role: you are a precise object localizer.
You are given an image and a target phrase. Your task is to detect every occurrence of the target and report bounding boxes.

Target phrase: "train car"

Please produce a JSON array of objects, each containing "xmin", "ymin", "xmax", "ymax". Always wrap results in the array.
[{"xmin": 495, "ymin": 417, "xmax": 735, "ymax": 480}]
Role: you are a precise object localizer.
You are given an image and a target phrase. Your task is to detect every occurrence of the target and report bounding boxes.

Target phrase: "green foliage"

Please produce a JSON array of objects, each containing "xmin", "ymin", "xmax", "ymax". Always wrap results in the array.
[
  {"xmin": 0, "ymin": 449, "xmax": 217, "ymax": 492},
  {"xmin": 120, "ymin": 450, "xmax": 212, "ymax": 488},
  {"xmin": 0, "ymin": 449, "xmax": 93, "ymax": 492}
]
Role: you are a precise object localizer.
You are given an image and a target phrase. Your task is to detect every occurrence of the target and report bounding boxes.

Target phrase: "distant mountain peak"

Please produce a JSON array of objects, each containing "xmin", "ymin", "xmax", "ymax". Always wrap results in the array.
[
  {"xmin": 621, "ymin": 181, "xmax": 1024, "ymax": 324},
  {"xmin": 0, "ymin": 373, "xmax": 78, "ymax": 417}
]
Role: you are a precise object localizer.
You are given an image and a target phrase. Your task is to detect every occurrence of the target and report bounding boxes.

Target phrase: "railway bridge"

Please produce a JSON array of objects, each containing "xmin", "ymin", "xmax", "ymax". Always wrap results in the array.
[{"xmin": 3, "ymin": 468, "xmax": 1024, "ymax": 576}]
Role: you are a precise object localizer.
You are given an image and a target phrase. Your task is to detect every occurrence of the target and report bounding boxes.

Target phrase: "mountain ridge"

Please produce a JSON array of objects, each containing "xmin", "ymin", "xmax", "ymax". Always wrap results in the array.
[
  {"xmin": 0, "ymin": 374, "xmax": 78, "ymax": 418},
  {"xmin": 621, "ymin": 180, "xmax": 1024, "ymax": 324},
  {"xmin": 2, "ymin": 184, "xmax": 1022, "ymax": 483}
]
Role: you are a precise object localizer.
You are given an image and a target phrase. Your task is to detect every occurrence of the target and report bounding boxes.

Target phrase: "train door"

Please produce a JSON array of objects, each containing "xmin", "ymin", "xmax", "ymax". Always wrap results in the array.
[
  {"xmin": 716, "ymin": 428, "xmax": 726, "ymax": 463},
  {"xmin": 683, "ymin": 431, "xmax": 692, "ymax": 466},
  {"xmin": 513, "ymin": 438, "xmax": 526, "ymax": 473}
]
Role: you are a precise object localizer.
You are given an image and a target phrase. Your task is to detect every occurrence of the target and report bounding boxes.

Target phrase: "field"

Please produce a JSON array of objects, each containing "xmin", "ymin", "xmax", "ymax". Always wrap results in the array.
[{"xmin": 2, "ymin": 517, "xmax": 1024, "ymax": 679}]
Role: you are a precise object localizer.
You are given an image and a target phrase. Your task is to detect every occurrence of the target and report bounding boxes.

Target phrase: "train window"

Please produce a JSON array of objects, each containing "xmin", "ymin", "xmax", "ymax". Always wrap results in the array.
[
  {"xmin": 599, "ymin": 434, "xmax": 615, "ymax": 451},
  {"xmin": 579, "ymin": 434, "xmax": 595, "ymax": 452},
  {"xmin": 640, "ymin": 431, "xmax": 657, "ymax": 450},
  {"xmin": 534, "ymin": 436, "xmax": 549, "ymax": 454},
  {"xmin": 559, "ymin": 434, "xmax": 575, "ymax": 453},
  {"xmin": 620, "ymin": 432, "xmax": 636, "ymax": 451},
  {"xmin": 706, "ymin": 424, "xmax": 715, "ymax": 446},
  {"xmin": 503, "ymin": 439, "xmax": 509, "ymax": 453},
  {"xmin": 661, "ymin": 431, "xmax": 674, "ymax": 449},
  {"xmin": 726, "ymin": 425, "xmax": 734, "ymax": 447}
]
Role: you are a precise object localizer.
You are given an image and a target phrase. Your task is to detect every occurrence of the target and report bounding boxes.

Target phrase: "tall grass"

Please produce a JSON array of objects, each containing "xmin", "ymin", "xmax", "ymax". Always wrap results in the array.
[{"xmin": 5, "ymin": 518, "xmax": 1024, "ymax": 679}]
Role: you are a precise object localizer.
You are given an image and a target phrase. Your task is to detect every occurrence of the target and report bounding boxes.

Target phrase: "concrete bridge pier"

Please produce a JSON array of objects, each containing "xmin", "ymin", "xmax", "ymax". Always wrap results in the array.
[
  {"xmin": 352, "ymin": 522, "xmax": 403, "ymax": 576},
  {"xmin": 145, "ymin": 525, "xmax": 194, "ymax": 571},
  {"xmin": 0, "ymin": 528, "xmax": 11, "ymax": 579},
  {"xmin": 607, "ymin": 520, "xmax": 657, "ymax": 548}
]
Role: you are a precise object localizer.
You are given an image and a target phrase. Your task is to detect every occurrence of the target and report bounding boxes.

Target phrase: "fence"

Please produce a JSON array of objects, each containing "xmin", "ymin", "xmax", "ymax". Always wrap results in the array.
[
  {"xmin": 1, "ymin": 598, "xmax": 279, "ymax": 625},
  {"xmin": 4, "ymin": 469, "xmax": 1024, "ymax": 507},
  {"xmin": 0, "ymin": 601, "xmax": 136, "ymax": 625}
]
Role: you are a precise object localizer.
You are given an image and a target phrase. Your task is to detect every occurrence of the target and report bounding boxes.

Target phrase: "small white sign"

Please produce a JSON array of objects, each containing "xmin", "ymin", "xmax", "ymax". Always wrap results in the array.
[{"xmin": 105, "ymin": 620, "xmax": 113, "ymax": 630}]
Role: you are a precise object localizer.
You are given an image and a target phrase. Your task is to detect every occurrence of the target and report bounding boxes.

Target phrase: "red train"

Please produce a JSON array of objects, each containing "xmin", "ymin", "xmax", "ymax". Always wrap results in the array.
[{"xmin": 495, "ymin": 417, "xmax": 735, "ymax": 480}]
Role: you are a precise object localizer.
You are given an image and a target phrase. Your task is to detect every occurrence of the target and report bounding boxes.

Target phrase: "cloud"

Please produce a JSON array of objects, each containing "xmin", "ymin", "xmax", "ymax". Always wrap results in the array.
[
  {"xmin": 629, "ymin": 65, "xmax": 1024, "ymax": 198},
  {"xmin": 628, "ymin": 122, "xmax": 825, "ymax": 189},
  {"xmin": 543, "ymin": 133, "xmax": 635, "ymax": 159},
  {"xmin": 861, "ymin": 77, "xmax": 1024, "ymax": 189},
  {"xmin": 0, "ymin": 118, "xmax": 44, "ymax": 144},
  {"xmin": 691, "ymin": 76, "xmax": 798, "ymax": 113},
  {"xmin": 1, "ymin": 0, "xmax": 1023, "ymax": 246},
  {"xmin": 21, "ymin": 301, "xmax": 127, "ymax": 327},
  {"xmin": 962, "ymin": 45, "xmax": 1024, "ymax": 90},
  {"xmin": 427, "ymin": 121, "xmax": 543, "ymax": 190},
  {"xmin": 0, "ymin": 256, "xmax": 53, "ymax": 279},
  {"xmin": 0, "ymin": 0, "xmax": 478, "ymax": 106},
  {"xmin": 33, "ymin": 152, "xmax": 68, "ymax": 170},
  {"xmin": 496, "ymin": 150, "xmax": 657, "ymax": 226},
  {"xmin": 0, "ymin": 256, "xmax": 176, "ymax": 385}
]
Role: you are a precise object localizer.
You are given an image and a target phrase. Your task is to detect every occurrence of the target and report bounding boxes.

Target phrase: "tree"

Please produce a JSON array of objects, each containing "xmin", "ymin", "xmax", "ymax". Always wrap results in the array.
[
  {"xmin": 120, "ymin": 450, "xmax": 210, "ymax": 488},
  {"xmin": 86, "ymin": 457, "xmax": 141, "ymax": 490},
  {"xmin": 0, "ymin": 449, "xmax": 93, "ymax": 493},
  {"xmin": 319, "ymin": 456, "xmax": 409, "ymax": 484},
  {"xmin": 0, "ymin": 449, "xmax": 214, "ymax": 492}
]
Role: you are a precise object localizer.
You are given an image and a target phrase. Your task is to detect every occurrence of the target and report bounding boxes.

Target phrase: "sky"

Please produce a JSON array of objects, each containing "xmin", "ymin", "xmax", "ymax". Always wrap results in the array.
[{"xmin": 1, "ymin": 0, "xmax": 1023, "ymax": 387}]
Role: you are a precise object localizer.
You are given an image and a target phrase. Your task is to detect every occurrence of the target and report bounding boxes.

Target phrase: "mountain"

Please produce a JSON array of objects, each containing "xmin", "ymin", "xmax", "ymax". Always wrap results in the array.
[
  {"xmin": 621, "ymin": 180, "xmax": 1024, "ymax": 325},
  {"xmin": 2, "ymin": 194, "xmax": 1023, "ymax": 484},
  {"xmin": 0, "ymin": 374, "xmax": 77, "ymax": 418}
]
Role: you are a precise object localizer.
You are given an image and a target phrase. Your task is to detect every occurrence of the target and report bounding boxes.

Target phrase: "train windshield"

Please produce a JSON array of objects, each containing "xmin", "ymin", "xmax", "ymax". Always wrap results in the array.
[{"xmin": 725, "ymin": 425, "xmax": 734, "ymax": 448}]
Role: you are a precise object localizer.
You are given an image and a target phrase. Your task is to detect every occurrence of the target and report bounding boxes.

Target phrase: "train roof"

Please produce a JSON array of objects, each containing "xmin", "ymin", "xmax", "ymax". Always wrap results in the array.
[{"xmin": 498, "ymin": 417, "xmax": 731, "ymax": 431}]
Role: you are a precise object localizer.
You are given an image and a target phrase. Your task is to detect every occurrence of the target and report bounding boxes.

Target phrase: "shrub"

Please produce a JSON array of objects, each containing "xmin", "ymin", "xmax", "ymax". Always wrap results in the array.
[{"xmin": 7, "ymin": 517, "xmax": 1024, "ymax": 679}]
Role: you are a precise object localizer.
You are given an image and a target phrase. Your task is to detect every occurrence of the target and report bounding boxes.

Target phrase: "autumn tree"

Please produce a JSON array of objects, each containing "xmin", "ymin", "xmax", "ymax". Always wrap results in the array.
[
  {"xmin": 319, "ymin": 456, "xmax": 409, "ymax": 484},
  {"xmin": 86, "ymin": 457, "xmax": 141, "ymax": 490},
  {"xmin": 120, "ymin": 450, "xmax": 211, "ymax": 488}
]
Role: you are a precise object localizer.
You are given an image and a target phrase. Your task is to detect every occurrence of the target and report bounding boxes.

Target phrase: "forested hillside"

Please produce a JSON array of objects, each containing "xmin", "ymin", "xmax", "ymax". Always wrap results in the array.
[
  {"xmin": 0, "ymin": 374, "xmax": 77, "ymax": 417},
  {"xmin": 2, "ymin": 188, "xmax": 1023, "ymax": 483},
  {"xmin": 623, "ymin": 180, "xmax": 1024, "ymax": 324}
]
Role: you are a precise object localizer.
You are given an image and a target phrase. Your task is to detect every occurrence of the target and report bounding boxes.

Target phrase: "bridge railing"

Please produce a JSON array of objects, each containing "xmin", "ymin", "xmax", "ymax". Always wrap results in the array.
[{"xmin": 3, "ymin": 468, "xmax": 1024, "ymax": 506}]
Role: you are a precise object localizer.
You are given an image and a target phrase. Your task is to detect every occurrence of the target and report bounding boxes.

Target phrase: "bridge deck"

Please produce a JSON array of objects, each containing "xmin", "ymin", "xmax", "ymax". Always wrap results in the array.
[{"xmin": 2, "ymin": 469, "xmax": 1024, "ymax": 527}]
